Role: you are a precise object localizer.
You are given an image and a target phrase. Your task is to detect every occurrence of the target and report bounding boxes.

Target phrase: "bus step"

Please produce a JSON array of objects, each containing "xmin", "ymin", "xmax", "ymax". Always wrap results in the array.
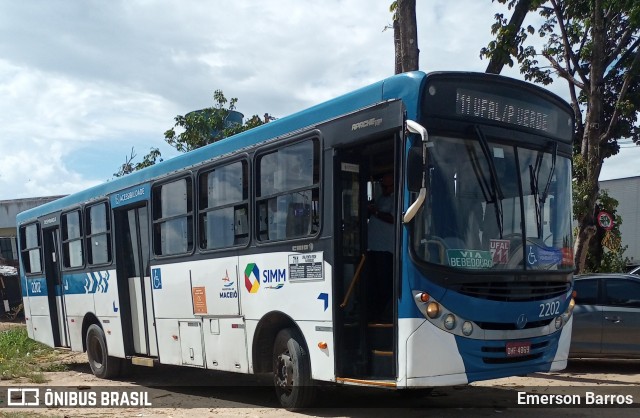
[
  {"xmin": 131, "ymin": 356, "xmax": 155, "ymax": 367},
  {"xmin": 367, "ymin": 322, "xmax": 393, "ymax": 351},
  {"xmin": 370, "ymin": 349, "xmax": 394, "ymax": 377}
]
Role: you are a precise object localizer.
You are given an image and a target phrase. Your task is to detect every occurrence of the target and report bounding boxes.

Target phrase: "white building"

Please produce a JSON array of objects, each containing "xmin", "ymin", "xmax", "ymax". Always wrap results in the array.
[{"xmin": 600, "ymin": 176, "xmax": 640, "ymax": 269}]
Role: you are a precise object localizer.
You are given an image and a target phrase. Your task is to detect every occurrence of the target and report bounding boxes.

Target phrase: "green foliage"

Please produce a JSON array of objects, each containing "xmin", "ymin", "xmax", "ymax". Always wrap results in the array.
[
  {"xmin": 583, "ymin": 189, "xmax": 630, "ymax": 273},
  {"xmin": 115, "ymin": 90, "xmax": 267, "ymax": 176},
  {"xmin": 113, "ymin": 147, "xmax": 162, "ymax": 177},
  {"xmin": 0, "ymin": 327, "xmax": 59, "ymax": 382},
  {"xmin": 483, "ymin": 0, "xmax": 640, "ymax": 272},
  {"xmin": 164, "ymin": 90, "xmax": 245, "ymax": 153}
]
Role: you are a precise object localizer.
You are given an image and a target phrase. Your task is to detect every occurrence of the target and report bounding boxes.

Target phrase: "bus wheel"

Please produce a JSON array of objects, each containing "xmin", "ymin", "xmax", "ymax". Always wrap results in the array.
[
  {"xmin": 86, "ymin": 324, "xmax": 121, "ymax": 379},
  {"xmin": 272, "ymin": 328, "xmax": 316, "ymax": 410}
]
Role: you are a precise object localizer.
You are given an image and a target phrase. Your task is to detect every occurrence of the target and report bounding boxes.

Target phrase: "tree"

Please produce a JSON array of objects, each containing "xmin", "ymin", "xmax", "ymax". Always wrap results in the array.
[
  {"xmin": 483, "ymin": 0, "xmax": 542, "ymax": 74},
  {"xmin": 115, "ymin": 90, "xmax": 267, "ymax": 177},
  {"xmin": 113, "ymin": 147, "xmax": 162, "ymax": 177},
  {"xmin": 583, "ymin": 189, "xmax": 629, "ymax": 273},
  {"xmin": 481, "ymin": 0, "xmax": 640, "ymax": 272},
  {"xmin": 388, "ymin": 0, "xmax": 419, "ymax": 74}
]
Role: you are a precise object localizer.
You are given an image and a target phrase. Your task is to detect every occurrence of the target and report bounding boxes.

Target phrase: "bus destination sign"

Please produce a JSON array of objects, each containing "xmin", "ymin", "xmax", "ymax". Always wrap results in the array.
[{"xmin": 456, "ymin": 88, "xmax": 557, "ymax": 134}]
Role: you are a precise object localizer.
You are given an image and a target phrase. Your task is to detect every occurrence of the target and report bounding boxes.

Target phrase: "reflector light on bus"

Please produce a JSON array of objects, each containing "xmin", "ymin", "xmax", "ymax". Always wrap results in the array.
[
  {"xmin": 554, "ymin": 316, "xmax": 563, "ymax": 330},
  {"xmin": 444, "ymin": 314, "xmax": 456, "ymax": 330},
  {"xmin": 318, "ymin": 342, "xmax": 328, "ymax": 349}
]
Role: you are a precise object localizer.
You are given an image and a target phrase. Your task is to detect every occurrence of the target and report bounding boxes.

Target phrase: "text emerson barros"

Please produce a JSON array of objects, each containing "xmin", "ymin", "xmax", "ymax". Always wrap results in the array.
[{"xmin": 518, "ymin": 391, "xmax": 633, "ymax": 405}]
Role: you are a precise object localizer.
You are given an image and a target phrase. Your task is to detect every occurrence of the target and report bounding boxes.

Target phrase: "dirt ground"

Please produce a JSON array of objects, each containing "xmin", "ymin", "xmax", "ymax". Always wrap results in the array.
[{"xmin": 2, "ymin": 319, "xmax": 639, "ymax": 417}]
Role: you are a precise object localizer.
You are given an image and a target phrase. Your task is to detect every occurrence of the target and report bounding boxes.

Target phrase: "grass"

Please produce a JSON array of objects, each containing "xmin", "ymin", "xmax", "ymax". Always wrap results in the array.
[{"xmin": 0, "ymin": 327, "xmax": 68, "ymax": 383}]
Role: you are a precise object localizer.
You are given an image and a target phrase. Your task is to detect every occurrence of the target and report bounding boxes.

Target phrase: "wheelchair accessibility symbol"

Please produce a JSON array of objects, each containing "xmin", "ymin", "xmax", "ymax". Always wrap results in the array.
[
  {"xmin": 527, "ymin": 247, "xmax": 538, "ymax": 266},
  {"xmin": 152, "ymin": 268, "xmax": 162, "ymax": 289}
]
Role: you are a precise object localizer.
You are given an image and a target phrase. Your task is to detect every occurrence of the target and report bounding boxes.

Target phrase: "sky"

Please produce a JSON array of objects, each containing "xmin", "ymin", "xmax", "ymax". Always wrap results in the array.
[{"xmin": 0, "ymin": 0, "xmax": 638, "ymax": 201}]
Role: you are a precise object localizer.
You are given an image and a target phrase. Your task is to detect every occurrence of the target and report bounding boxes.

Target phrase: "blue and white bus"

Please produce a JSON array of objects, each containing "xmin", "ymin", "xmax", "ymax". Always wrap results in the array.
[{"xmin": 17, "ymin": 71, "xmax": 575, "ymax": 409}]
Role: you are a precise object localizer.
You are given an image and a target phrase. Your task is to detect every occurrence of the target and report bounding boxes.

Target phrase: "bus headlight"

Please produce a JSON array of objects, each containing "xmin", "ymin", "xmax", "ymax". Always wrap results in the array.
[
  {"xmin": 426, "ymin": 302, "xmax": 440, "ymax": 319},
  {"xmin": 562, "ymin": 297, "xmax": 575, "ymax": 322},
  {"xmin": 444, "ymin": 314, "xmax": 456, "ymax": 330},
  {"xmin": 555, "ymin": 316, "xmax": 563, "ymax": 329},
  {"xmin": 462, "ymin": 321, "xmax": 473, "ymax": 336}
]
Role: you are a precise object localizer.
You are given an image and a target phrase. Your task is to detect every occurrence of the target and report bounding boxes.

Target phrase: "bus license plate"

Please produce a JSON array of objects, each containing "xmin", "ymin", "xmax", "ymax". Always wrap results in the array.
[{"xmin": 506, "ymin": 341, "xmax": 531, "ymax": 357}]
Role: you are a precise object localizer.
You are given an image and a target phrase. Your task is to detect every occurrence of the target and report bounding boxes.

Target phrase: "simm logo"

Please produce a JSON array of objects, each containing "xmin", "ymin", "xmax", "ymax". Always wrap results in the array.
[
  {"xmin": 244, "ymin": 263, "xmax": 287, "ymax": 293},
  {"xmin": 244, "ymin": 263, "xmax": 260, "ymax": 293}
]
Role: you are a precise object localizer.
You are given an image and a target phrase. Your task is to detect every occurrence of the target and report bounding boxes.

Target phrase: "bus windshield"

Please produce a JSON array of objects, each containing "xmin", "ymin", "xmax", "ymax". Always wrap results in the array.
[{"xmin": 412, "ymin": 135, "xmax": 573, "ymax": 271}]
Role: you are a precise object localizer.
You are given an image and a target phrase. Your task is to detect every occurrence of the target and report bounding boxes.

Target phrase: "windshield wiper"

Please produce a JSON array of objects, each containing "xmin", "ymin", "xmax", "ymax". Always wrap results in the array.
[
  {"xmin": 529, "ymin": 141, "xmax": 557, "ymax": 237},
  {"xmin": 474, "ymin": 125, "xmax": 504, "ymax": 238}
]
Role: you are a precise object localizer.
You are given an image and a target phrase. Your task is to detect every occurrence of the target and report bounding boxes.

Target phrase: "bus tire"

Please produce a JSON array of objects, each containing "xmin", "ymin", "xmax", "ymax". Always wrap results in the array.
[
  {"xmin": 86, "ymin": 324, "xmax": 121, "ymax": 379},
  {"xmin": 272, "ymin": 328, "xmax": 316, "ymax": 410}
]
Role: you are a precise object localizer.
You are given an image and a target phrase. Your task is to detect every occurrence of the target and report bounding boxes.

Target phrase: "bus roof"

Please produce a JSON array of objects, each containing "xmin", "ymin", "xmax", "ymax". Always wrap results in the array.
[{"xmin": 17, "ymin": 71, "xmax": 427, "ymax": 224}]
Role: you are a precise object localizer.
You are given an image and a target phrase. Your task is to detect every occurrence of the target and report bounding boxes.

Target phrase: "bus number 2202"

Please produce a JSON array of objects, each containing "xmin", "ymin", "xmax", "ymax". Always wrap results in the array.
[
  {"xmin": 30, "ymin": 281, "xmax": 42, "ymax": 294},
  {"xmin": 539, "ymin": 301, "xmax": 560, "ymax": 317}
]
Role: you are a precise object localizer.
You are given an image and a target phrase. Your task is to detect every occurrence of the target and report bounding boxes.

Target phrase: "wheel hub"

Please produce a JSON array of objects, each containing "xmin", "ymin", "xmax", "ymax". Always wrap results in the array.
[{"xmin": 275, "ymin": 352, "xmax": 293, "ymax": 390}]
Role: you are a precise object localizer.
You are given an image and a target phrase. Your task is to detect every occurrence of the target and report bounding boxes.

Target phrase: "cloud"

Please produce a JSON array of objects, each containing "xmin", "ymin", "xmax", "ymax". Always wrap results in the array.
[
  {"xmin": 0, "ymin": 0, "xmax": 636, "ymax": 201},
  {"xmin": 0, "ymin": 59, "xmax": 178, "ymax": 198}
]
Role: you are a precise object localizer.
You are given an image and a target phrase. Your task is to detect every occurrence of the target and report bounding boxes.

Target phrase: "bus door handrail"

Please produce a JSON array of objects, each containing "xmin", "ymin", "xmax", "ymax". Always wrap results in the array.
[
  {"xmin": 403, "ymin": 120, "xmax": 429, "ymax": 223},
  {"xmin": 340, "ymin": 253, "xmax": 367, "ymax": 308}
]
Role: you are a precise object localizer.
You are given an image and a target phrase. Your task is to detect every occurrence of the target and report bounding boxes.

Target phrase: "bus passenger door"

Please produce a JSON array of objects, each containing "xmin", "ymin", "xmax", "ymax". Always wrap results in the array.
[
  {"xmin": 42, "ymin": 227, "xmax": 70, "ymax": 348},
  {"xmin": 334, "ymin": 155, "xmax": 366, "ymax": 377},
  {"xmin": 115, "ymin": 204, "xmax": 158, "ymax": 358},
  {"xmin": 334, "ymin": 137, "xmax": 397, "ymax": 381}
]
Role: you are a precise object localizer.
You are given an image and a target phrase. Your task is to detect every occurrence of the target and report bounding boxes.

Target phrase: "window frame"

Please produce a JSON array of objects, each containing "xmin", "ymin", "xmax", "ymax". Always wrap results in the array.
[
  {"xmin": 61, "ymin": 208, "xmax": 86, "ymax": 270},
  {"xmin": 151, "ymin": 173, "xmax": 195, "ymax": 258},
  {"xmin": 602, "ymin": 277, "xmax": 640, "ymax": 308},
  {"xmin": 197, "ymin": 156, "xmax": 251, "ymax": 252},
  {"xmin": 254, "ymin": 135, "xmax": 321, "ymax": 244},
  {"xmin": 19, "ymin": 222, "xmax": 43, "ymax": 275},
  {"xmin": 573, "ymin": 278, "xmax": 600, "ymax": 306},
  {"xmin": 84, "ymin": 201, "xmax": 113, "ymax": 267}
]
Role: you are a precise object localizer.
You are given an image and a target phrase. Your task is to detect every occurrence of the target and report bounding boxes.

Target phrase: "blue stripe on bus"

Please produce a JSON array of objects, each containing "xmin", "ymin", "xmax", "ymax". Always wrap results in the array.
[
  {"xmin": 22, "ymin": 271, "xmax": 112, "ymax": 297},
  {"xmin": 62, "ymin": 271, "xmax": 111, "ymax": 295},
  {"xmin": 24, "ymin": 277, "xmax": 47, "ymax": 297},
  {"xmin": 111, "ymin": 183, "xmax": 150, "ymax": 208}
]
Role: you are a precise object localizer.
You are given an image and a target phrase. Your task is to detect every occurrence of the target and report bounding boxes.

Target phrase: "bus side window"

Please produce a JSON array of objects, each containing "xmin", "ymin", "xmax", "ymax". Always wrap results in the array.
[
  {"xmin": 62, "ymin": 209, "xmax": 84, "ymax": 269},
  {"xmin": 85, "ymin": 202, "xmax": 112, "ymax": 265},
  {"xmin": 256, "ymin": 139, "xmax": 320, "ymax": 242},
  {"xmin": 19, "ymin": 223, "xmax": 42, "ymax": 274},
  {"xmin": 198, "ymin": 160, "xmax": 249, "ymax": 250},
  {"xmin": 153, "ymin": 177, "xmax": 194, "ymax": 256}
]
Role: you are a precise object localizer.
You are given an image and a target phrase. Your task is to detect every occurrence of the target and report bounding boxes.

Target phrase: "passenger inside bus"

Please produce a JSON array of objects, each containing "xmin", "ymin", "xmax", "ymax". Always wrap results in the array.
[{"xmin": 366, "ymin": 172, "xmax": 395, "ymax": 321}]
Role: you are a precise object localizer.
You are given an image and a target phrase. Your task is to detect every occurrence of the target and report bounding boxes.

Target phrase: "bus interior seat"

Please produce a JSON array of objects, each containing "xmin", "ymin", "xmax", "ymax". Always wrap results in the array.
[{"xmin": 286, "ymin": 202, "xmax": 310, "ymax": 238}]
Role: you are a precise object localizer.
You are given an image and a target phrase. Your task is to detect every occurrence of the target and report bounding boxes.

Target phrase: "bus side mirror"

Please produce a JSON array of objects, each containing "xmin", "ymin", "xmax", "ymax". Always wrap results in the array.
[{"xmin": 407, "ymin": 145, "xmax": 425, "ymax": 192}]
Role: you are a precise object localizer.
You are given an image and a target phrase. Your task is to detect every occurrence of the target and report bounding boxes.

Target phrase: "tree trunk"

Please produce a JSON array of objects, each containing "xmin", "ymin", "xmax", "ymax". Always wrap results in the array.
[
  {"xmin": 393, "ymin": 19, "xmax": 402, "ymax": 74},
  {"xmin": 398, "ymin": 0, "xmax": 419, "ymax": 72},
  {"xmin": 573, "ymin": 0, "xmax": 606, "ymax": 273}
]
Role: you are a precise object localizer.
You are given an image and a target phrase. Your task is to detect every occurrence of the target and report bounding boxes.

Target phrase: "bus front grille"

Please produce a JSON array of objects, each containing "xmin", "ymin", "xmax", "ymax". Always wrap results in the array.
[{"xmin": 457, "ymin": 281, "xmax": 570, "ymax": 302}]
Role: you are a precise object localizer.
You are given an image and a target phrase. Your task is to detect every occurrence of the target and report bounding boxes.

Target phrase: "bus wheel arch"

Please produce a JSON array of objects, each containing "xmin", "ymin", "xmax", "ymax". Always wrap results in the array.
[
  {"xmin": 81, "ymin": 313, "xmax": 100, "ymax": 352},
  {"xmin": 252, "ymin": 311, "xmax": 303, "ymax": 373}
]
